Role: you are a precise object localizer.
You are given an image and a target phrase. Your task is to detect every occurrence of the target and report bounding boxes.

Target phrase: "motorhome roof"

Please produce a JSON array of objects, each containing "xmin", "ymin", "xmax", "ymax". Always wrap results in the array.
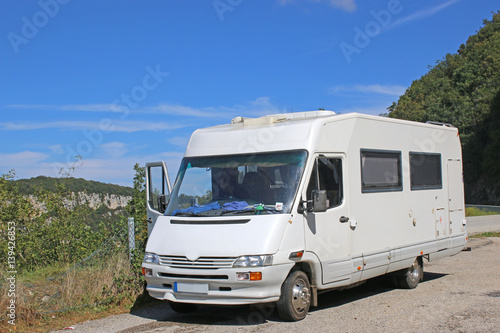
[
  {"xmin": 230, "ymin": 110, "xmax": 336, "ymax": 126},
  {"xmin": 184, "ymin": 112, "xmax": 458, "ymax": 157}
]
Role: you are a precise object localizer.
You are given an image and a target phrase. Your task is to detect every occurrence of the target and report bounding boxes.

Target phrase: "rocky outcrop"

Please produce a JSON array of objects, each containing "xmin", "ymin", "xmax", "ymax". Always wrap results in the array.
[
  {"xmin": 65, "ymin": 192, "xmax": 132, "ymax": 210},
  {"xmin": 28, "ymin": 192, "xmax": 132, "ymax": 212}
]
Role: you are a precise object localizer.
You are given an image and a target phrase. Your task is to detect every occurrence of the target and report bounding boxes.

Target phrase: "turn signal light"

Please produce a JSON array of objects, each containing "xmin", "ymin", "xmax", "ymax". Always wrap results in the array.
[
  {"xmin": 142, "ymin": 267, "xmax": 152, "ymax": 277},
  {"xmin": 289, "ymin": 250, "xmax": 304, "ymax": 259},
  {"xmin": 236, "ymin": 272, "xmax": 262, "ymax": 281}
]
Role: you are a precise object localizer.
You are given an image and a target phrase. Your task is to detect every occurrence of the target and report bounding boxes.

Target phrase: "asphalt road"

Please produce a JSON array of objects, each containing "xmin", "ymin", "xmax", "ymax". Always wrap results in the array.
[{"xmin": 54, "ymin": 237, "xmax": 500, "ymax": 333}]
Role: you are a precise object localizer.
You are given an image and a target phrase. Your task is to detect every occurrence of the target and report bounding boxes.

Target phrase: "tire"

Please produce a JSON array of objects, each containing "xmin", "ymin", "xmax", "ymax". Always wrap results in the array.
[
  {"xmin": 394, "ymin": 257, "xmax": 423, "ymax": 289},
  {"xmin": 277, "ymin": 270, "xmax": 311, "ymax": 321},
  {"xmin": 169, "ymin": 301, "xmax": 197, "ymax": 313}
]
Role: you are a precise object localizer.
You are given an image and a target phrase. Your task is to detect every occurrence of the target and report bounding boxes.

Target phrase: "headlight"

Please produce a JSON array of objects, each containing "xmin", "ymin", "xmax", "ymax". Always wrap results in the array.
[
  {"xmin": 233, "ymin": 255, "xmax": 273, "ymax": 268},
  {"xmin": 143, "ymin": 252, "xmax": 160, "ymax": 264}
]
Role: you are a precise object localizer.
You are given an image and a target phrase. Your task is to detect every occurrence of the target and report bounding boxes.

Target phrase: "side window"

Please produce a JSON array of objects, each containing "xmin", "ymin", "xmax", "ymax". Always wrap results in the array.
[
  {"xmin": 361, "ymin": 149, "xmax": 402, "ymax": 193},
  {"xmin": 410, "ymin": 152, "xmax": 442, "ymax": 190},
  {"xmin": 306, "ymin": 157, "xmax": 343, "ymax": 209}
]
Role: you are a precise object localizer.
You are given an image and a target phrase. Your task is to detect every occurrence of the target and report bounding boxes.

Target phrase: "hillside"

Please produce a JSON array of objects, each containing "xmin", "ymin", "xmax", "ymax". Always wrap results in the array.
[
  {"xmin": 387, "ymin": 12, "xmax": 500, "ymax": 205},
  {"xmin": 15, "ymin": 175, "xmax": 133, "ymax": 210},
  {"xmin": 16, "ymin": 175, "xmax": 133, "ymax": 197}
]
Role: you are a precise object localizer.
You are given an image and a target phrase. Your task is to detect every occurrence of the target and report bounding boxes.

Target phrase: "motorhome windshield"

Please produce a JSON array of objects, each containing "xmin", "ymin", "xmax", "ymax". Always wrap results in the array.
[{"xmin": 165, "ymin": 150, "xmax": 307, "ymax": 216}]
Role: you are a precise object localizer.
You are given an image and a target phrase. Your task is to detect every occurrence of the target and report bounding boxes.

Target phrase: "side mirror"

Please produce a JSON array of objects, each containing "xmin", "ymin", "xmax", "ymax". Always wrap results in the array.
[
  {"xmin": 158, "ymin": 194, "xmax": 168, "ymax": 214},
  {"xmin": 298, "ymin": 190, "xmax": 328, "ymax": 214},
  {"xmin": 311, "ymin": 190, "xmax": 327, "ymax": 212}
]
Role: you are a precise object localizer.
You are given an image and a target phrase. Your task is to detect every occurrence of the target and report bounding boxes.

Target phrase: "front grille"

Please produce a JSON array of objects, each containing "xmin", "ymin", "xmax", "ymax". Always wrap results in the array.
[
  {"xmin": 159, "ymin": 272, "xmax": 228, "ymax": 280},
  {"xmin": 158, "ymin": 255, "xmax": 236, "ymax": 269}
]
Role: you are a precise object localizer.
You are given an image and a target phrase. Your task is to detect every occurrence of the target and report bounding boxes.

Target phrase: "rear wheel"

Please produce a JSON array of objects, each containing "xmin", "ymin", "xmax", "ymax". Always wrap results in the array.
[
  {"xmin": 277, "ymin": 270, "xmax": 311, "ymax": 321},
  {"xmin": 394, "ymin": 257, "xmax": 423, "ymax": 289},
  {"xmin": 169, "ymin": 301, "xmax": 197, "ymax": 313}
]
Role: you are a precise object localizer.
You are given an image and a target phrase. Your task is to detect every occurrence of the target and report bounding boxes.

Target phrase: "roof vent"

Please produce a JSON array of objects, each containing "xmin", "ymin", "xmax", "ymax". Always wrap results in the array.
[
  {"xmin": 425, "ymin": 121, "xmax": 456, "ymax": 128},
  {"xmin": 231, "ymin": 110, "xmax": 336, "ymax": 126}
]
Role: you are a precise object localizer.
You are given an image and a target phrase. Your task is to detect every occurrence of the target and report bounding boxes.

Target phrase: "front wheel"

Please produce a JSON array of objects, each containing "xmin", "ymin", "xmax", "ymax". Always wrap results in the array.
[
  {"xmin": 394, "ymin": 257, "xmax": 423, "ymax": 289},
  {"xmin": 277, "ymin": 270, "xmax": 311, "ymax": 321}
]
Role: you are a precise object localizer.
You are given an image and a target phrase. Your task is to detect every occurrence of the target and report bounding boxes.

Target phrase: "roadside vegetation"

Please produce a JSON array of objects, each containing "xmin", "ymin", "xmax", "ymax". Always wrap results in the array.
[
  {"xmin": 0, "ymin": 163, "xmax": 150, "ymax": 332},
  {"xmin": 470, "ymin": 231, "xmax": 500, "ymax": 238},
  {"xmin": 465, "ymin": 206, "xmax": 499, "ymax": 217}
]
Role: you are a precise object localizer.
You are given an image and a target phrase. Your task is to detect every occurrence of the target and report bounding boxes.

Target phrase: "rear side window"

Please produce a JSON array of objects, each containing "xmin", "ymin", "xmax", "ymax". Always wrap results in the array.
[
  {"xmin": 410, "ymin": 152, "xmax": 442, "ymax": 190},
  {"xmin": 361, "ymin": 149, "xmax": 402, "ymax": 193}
]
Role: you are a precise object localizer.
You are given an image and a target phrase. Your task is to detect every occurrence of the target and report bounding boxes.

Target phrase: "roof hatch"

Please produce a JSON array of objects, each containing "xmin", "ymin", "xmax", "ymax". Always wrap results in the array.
[{"xmin": 231, "ymin": 110, "xmax": 336, "ymax": 126}]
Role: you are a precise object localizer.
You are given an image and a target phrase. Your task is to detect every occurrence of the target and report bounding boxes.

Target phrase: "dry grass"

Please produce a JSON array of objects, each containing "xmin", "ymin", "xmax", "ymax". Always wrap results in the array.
[{"xmin": 0, "ymin": 251, "xmax": 143, "ymax": 332}]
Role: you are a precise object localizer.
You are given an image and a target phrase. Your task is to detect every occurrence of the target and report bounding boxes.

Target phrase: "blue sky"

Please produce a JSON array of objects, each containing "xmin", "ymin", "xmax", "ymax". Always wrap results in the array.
[{"xmin": 0, "ymin": 0, "xmax": 498, "ymax": 186}]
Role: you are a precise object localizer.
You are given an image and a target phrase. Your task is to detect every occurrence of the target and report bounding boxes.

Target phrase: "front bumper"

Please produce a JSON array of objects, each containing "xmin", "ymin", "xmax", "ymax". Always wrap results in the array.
[{"xmin": 142, "ymin": 262, "xmax": 293, "ymax": 305}]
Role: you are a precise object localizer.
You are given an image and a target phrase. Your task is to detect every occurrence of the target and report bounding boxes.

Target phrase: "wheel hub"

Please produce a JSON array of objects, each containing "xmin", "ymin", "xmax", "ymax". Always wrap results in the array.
[
  {"xmin": 408, "ymin": 261, "xmax": 420, "ymax": 284},
  {"xmin": 291, "ymin": 279, "xmax": 310, "ymax": 312}
]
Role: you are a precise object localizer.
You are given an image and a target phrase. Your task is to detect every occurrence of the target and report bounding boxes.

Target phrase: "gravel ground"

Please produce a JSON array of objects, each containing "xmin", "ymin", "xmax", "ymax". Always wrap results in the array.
[{"xmin": 53, "ymin": 237, "xmax": 500, "ymax": 333}]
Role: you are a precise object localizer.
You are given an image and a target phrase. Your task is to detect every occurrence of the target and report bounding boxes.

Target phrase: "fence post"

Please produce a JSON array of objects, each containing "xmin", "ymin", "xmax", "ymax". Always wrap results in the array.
[{"xmin": 128, "ymin": 217, "xmax": 135, "ymax": 261}]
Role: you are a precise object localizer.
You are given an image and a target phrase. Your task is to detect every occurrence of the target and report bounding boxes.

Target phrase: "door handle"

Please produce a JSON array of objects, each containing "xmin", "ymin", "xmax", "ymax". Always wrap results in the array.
[{"xmin": 339, "ymin": 216, "xmax": 349, "ymax": 223}]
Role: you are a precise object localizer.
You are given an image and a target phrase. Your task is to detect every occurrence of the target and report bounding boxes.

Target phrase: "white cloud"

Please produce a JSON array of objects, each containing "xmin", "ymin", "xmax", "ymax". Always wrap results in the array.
[
  {"xmin": 49, "ymin": 144, "xmax": 65, "ymax": 154},
  {"xmin": 328, "ymin": 0, "xmax": 356, "ymax": 12},
  {"xmin": 168, "ymin": 136, "xmax": 190, "ymax": 148},
  {"xmin": 110, "ymin": 120, "xmax": 185, "ymax": 132},
  {"xmin": 280, "ymin": 0, "xmax": 356, "ymax": 12},
  {"xmin": 43, "ymin": 151, "xmax": 186, "ymax": 186},
  {"xmin": 334, "ymin": 105, "xmax": 391, "ymax": 116},
  {"xmin": 7, "ymin": 104, "xmax": 126, "ymax": 113},
  {"xmin": 7, "ymin": 104, "xmax": 52, "ymax": 108},
  {"xmin": 329, "ymin": 84, "xmax": 406, "ymax": 96},
  {"xmin": 144, "ymin": 104, "xmax": 219, "ymax": 117},
  {"xmin": 61, "ymin": 104, "xmax": 126, "ymax": 112},
  {"xmin": 0, "ymin": 120, "xmax": 185, "ymax": 132},
  {"xmin": 4, "ymin": 150, "xmax": 185, "ymax": 186},
  {"xmin": 0, "ymin": 151, "xmax": 48, "ymax": 165},
  {"xmin": 388, "ymin": 0, "xmax": 459, "ymax": 30},
  {"xmin": 0, "ymin": 151, "xmax": 49, "ymax": 176},
  {"xmin": 98, "ymin": 142, "xmax": 128, "ymax": 158},
  {"xmin": 4, "ymin": 97, "xmax": 284, "ymax": 120}
]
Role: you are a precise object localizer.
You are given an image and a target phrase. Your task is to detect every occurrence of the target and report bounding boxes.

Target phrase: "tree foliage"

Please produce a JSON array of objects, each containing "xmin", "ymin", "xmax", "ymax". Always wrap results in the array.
[
  {"xmin": 126, "ymin": 163, "xmax": 148, "ymax": 252},
  {"xmin": 0, "ymin": 170, "xmax": 111, "ymax": 272},
  {"xmin": 387, "ymin": 12, "xmax": 500, "ymax": 204}
]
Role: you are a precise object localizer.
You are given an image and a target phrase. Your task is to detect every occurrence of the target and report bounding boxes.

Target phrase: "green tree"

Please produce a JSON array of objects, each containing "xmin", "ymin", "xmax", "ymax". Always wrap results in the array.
[
  {"xmin": 387, "ymin": 11, "xmax": 500, "ymax": 204},
  {"xmin": 125, "ymin": 164, "xmax": 148, "ymax": 255}
]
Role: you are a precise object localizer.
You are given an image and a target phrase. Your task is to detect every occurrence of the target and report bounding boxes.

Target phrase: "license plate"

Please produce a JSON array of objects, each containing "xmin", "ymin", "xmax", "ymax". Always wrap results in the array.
[{"xmin": 173, "ymin": 282, "xmax": 209, "ymax": 294}]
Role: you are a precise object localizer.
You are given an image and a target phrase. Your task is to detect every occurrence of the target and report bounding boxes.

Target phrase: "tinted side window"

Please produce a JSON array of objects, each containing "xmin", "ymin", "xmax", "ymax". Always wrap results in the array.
[
  {"xmin": 410, "ymin": 152, "xmax": 442, "ymax": 190},
  {"xmin": 361, "ymin": 149, "xmax": 402, "ymax": 193},
  {"xmin": 307, "ymin": 157, "xmax": 343, "ymax": 209}
]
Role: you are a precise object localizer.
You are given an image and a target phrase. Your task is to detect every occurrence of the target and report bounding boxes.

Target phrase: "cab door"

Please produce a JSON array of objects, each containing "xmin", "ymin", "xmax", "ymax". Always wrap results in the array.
[
  {"xmin": 146, "ymin": 161, "xmax": 172, "ymax": 236},
  {"xmin": 303, "ymin": 154, "xmax": 353, "ymax": 286}
]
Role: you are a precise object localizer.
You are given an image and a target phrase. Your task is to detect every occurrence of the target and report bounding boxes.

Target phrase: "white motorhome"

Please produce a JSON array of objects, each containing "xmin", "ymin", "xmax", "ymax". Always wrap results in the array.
[{"xmin": 142, "ymin": 111, "xmax": 467, "ymax": 321}]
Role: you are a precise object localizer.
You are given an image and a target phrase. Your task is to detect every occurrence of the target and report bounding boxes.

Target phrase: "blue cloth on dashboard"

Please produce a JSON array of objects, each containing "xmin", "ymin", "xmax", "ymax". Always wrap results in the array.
[
  {"xmin": 222, "ymin": 201, "xmax": 250, "ymax": 211},
  {"xmin": 172, "ymin": 201, "xmax": 221, "ymax": 216}
]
